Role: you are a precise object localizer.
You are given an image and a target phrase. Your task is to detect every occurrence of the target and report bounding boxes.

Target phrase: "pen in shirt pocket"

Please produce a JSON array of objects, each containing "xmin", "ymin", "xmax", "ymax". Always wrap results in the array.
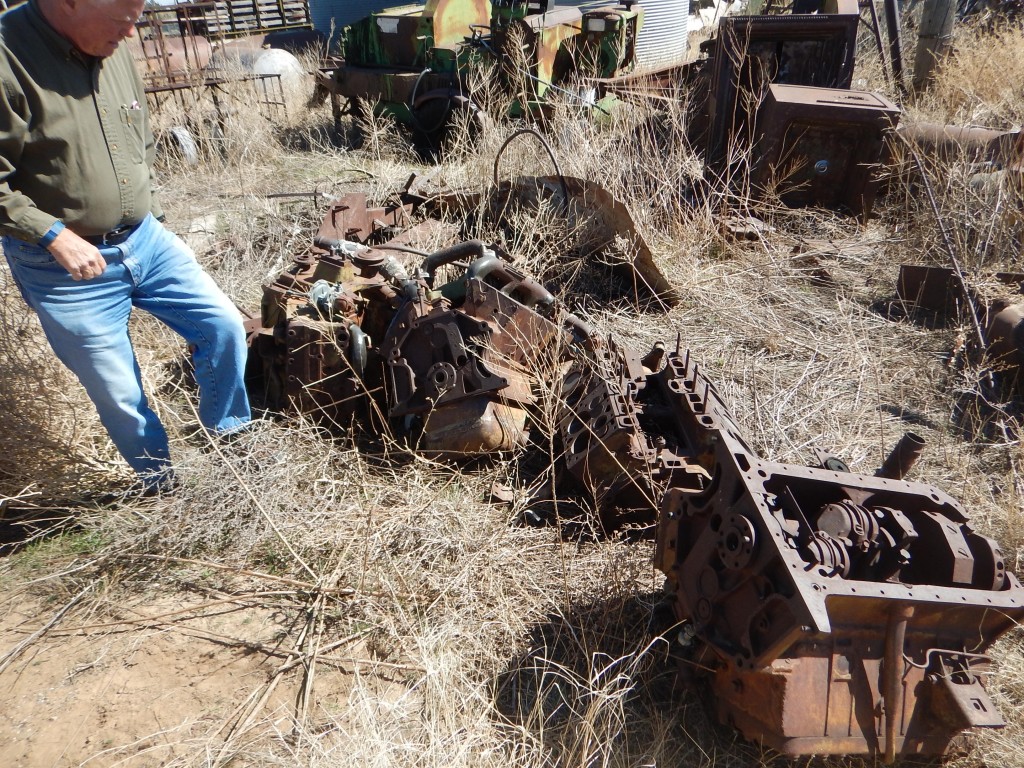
[{"xmin": 121, "ymin": 100, "xmax": 142, "ymax": 124}]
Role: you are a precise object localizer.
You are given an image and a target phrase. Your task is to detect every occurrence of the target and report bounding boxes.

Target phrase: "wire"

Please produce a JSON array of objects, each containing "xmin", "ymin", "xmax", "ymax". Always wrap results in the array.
[
  {"xmin": 408, "ymin": 67, "xmax": 433, "ymax": 113},
  {"xmin": 373, "ymin": 243, "xmax": 432, "ymax": 258},
  {"xmin": 895, "ymin": 131, "xmax": 987, "ymax": 354},
  {"xmin": 492, "ymin": 126, "xmax": 570, "ymax": 210}
]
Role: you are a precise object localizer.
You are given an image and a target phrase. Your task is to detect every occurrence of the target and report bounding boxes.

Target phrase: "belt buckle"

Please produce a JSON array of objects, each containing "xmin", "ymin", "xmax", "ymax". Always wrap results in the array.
[{"xmin": 101, "ymin": 224, "xmax": 131, "ymax": 245}]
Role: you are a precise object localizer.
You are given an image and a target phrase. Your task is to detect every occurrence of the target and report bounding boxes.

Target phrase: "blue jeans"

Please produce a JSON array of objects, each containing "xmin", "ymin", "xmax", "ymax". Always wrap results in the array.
[{"xmin": 3, "ymin": 214, "xmax": 250, "ymax": 485}]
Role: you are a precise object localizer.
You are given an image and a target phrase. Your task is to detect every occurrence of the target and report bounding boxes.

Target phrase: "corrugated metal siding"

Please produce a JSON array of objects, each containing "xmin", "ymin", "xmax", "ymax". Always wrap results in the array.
[{"xmin": 633, "ymin": 0, "xmax": 690, "ymax": 72}]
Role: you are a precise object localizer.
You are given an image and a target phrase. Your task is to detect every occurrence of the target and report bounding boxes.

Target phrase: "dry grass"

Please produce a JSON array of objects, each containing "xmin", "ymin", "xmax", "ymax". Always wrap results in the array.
[{"xmin": 2, "ymin": 18, "xmax": 1024, "ymax": 768}]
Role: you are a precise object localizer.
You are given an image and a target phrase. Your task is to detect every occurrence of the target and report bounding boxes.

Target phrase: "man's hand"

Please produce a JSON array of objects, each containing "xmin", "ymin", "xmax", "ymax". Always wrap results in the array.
[{"xmin": 46, "ymin": 228, "xmax": 106, "ymax": 281}]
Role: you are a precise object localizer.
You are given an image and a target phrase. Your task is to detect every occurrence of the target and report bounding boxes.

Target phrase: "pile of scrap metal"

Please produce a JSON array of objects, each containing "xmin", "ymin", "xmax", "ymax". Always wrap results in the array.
[
  {"xmin": 686, "ymin": 0, "xmax": 901, "ymax": 218},
  {"xmin": 246, "ymin": 182, "xmax": 1024, "ymax": 760},
  {"xmin": 246, "ymin": 173, "xmax": 678, "ymax": 428},
  {"xmin": 897, "ymin": 264, "xmax": 1024, "ymax": 393},
  {"xmin": 317, "ymin": 0, "xmax": 644, "ymax": 152}
]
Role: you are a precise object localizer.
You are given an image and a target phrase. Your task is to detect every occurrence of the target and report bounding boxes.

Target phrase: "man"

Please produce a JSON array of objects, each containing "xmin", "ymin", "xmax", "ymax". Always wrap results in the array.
[{"xmin": 0, "ymin": 0, "xmax": 251, "ymax": 491}]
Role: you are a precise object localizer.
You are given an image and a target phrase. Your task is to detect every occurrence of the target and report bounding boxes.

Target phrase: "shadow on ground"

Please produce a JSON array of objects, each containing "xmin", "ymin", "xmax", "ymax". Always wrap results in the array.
[
  {"xmin": 491, "ymin": 589, "xmax": 951, "ymax": 767},
  {"xmin": 491, "ymin": 589, "xmax": 760, "ymax": 767}
]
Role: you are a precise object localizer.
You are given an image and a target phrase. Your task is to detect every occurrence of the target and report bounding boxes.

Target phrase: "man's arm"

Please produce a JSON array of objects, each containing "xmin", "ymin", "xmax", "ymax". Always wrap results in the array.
[
  {"xmin": 0, "ymin": 75, "xmax": 61, "ymax": 243},
  {"xmin": 0, "ymin": 66, "xmax": 105, "ymax": 280}
]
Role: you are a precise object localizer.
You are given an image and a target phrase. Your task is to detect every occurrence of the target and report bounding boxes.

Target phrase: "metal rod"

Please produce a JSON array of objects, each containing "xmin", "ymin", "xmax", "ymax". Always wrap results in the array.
[
  {"xmin": 883, "ymin": 0, "xmax": 908, "ymax": 100},
  {"xmin": 883, "ymin": 604, "xmax": 914, "ymax": 763}
]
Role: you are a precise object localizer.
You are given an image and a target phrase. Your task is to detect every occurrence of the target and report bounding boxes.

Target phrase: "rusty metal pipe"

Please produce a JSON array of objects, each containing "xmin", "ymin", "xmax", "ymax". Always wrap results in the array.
[
  {"xmin": 423, "ymin": 239, "xmax": 487, "ymax": 275},
  {"xmin": 899, "ymin": 122, "xmax": 1006, "ymax": 160},
  {"xmin": 564, "ymin": 312, "xmax": 596, "ymax": 347},
  {"xmin": 467, "ymin": 255, "xmax": 556, "ymax": 309},
  {"xmin": 883, "ymin": 604, "xmax": 914, "ymax": 763},
  {"xmin": 877, "ymin": 432, "xmax": 926, "ymax": 480}
]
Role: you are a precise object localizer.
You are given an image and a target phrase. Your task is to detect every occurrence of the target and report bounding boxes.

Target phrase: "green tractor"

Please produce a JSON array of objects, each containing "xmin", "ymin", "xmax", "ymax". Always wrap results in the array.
[{"xmin": 326, "ymin": 0, "xmax": 644, "ymax": 154}]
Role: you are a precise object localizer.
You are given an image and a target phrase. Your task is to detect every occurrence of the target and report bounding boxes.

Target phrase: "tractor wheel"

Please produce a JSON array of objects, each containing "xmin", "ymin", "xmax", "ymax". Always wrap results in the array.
[
  {"xmin": 412, "ymin": 97, "xmax": 489, "ymax": 159},
  {"xmin": 346, "ymin": 96, "xmax": 368, "ymax": 150}
]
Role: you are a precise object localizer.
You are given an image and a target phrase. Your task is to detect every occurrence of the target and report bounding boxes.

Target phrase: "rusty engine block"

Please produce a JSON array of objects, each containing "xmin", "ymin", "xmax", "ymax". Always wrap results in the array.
[
  {"xmin": 247, "ymin": 196, "xmax": 1024, "ymax": 760},
  {"xmin": 552, "ymin": 335, "xmax": 1024, "ymax": 757},
  {"xmin": 249, "ymin": 205, "xmax": 587, "ymax": 454}
]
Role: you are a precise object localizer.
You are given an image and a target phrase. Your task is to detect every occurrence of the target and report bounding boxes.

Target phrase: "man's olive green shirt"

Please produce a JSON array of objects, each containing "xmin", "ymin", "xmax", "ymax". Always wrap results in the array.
[{"xmin": 0, "ymin": 0, "xmax": 161, "ymax": 243}]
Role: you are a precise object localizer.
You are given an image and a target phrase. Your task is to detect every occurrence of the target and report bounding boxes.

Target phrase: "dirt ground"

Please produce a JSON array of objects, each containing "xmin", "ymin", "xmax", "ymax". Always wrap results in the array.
[{"xmin": 0, "ymin": 595, "xmax": 355, "ymax": 767}]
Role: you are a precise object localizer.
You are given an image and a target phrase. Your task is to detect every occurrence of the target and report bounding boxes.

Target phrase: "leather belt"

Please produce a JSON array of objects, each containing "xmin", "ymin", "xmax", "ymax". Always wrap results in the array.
[{"xmin": 82, "ymin": 221, "xmax": 141, "ymax": 246}]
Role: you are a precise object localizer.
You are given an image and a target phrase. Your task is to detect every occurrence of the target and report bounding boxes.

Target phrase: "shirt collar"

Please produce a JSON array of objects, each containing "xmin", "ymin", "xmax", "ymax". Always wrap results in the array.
[{"xmin": 25, "ymin": 0, "xmax": 87, "ymax": 61}]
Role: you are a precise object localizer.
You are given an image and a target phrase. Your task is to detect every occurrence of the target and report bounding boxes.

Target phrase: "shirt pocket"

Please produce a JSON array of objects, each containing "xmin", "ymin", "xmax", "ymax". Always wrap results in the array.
[{"xmin": 119, "ymin": 105, "xmax": 146, "ymax": 165}]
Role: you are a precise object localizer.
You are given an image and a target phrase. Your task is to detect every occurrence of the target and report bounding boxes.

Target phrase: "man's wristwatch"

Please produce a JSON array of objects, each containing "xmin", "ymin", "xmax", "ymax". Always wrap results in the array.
[{"xmin": 38, "ymin": 220, "xmax": 65, "ymax": 248}]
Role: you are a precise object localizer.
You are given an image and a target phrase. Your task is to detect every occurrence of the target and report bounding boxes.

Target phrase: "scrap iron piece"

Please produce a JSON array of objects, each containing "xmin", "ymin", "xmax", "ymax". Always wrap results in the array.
[
  {"xmin": 876, "ymin": 431, "xmax": 925, "ymax": 480},
  {"xmin": 897, "ymin": 264, "xmax": 1024, "ymax": 393},
  {"xmin": 246, "ymin": 191, "xmax": 1024, "ymax": 759},
  {"xmin": 651, "ymin": 345, "xmax": 1024, "ymax": 757},
  {"xmin": 556, "ymin": 339, "xmax": 709, "ymax": 518},
  {"xmin": 250, "ymin": 194, "xmax": 583, "ymax": 453},
  {"xmin": 704, "ymin": 2, "xmax": 860, "ymax": 172},
  {"xmin": 315, "ymin": 192, "xmax": 415, "ymax": 245},
  {"xmin": 749, "ymin": 85, "xmax": 901, "ymax": 219}
]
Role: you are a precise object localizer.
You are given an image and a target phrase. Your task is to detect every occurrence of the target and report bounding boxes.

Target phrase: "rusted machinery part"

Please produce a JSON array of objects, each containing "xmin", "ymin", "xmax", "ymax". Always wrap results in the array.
[
  {"xmin": 899, "ymin": 121, "xmax": 1023, "ymax": 165},
  {"xmin": 986, "ymin": 302, "xmax": 1024, "ymax": 390},
  {"xmin": 422, "ymin": 239, "xmax": 489, "ymax": 275},
  {"xmin": 536, "ymin": 324, "xmax": 1024, "ymax": 754},
  {"xmin": 897, "ymin": 264, "xmax": 1024, "ymax": 392},
  {"xmin": 649, "ymin": 342, "xmax": 1022, "ymax": 756},
  {"xmin": 749, "ymin": 85, "xmax": 900, "ymax": 220},
  {"xmin": 402, "ymin": 171, "xmax": 679, "ymax": 308},
  {"xmin": 252, "ymin": 221, "xmax": 580, "ymax": 454},
  {"xmin": 883, "ymin": 604, "xmax": 914, "ymax": 764},
  {"xmin": 556, "ymin": 339, "xmax": 709, "ymax": 518},
  {"xmin": 248, "ymin": 192, "xmax": 1024, "ymax": 755},
  {"xmin": 876, "ymin": 431, "xmax": 926, "ymax": 480}
]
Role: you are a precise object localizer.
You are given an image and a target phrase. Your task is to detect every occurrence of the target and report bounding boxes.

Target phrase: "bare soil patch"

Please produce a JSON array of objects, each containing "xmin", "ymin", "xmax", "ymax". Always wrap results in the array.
[{"xmin": 0, "ymin": 595, "xmax": 357, "ymax": 767}]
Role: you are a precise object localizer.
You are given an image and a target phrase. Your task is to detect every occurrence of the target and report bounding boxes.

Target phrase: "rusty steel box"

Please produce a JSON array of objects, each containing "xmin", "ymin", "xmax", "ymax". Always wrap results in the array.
[
  {"xmin": 705, "ymin": 8, "xmax": 859, "ymax": 169},
  {"xmin": 749, "ymin": 84, "xmax": 901, "ymax": 218}
]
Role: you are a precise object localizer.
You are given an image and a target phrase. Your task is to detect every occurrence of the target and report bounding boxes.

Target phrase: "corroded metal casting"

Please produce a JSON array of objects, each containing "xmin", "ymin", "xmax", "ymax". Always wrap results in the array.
[
  {"xmin": 647, "ymin": 344, "xmax": 1021, "ymax": 756},
  {"xmin": 897, "ymin": 264, "xmax": 1024, "ymax": 393}
]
